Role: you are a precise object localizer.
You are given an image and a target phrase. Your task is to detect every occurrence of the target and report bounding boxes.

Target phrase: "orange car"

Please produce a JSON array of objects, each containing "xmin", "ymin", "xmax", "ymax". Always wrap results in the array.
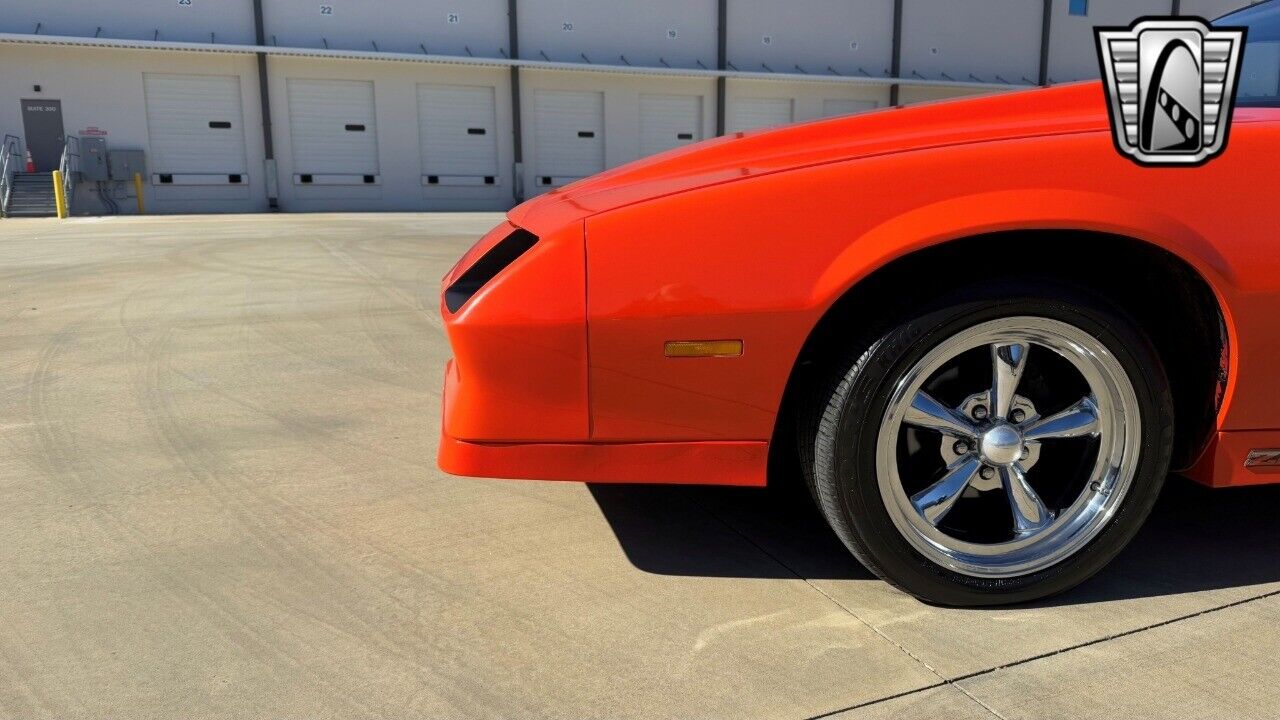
[{"xmin": 440, "ymin": 4, "xmax": 1280, "ymax": 605}]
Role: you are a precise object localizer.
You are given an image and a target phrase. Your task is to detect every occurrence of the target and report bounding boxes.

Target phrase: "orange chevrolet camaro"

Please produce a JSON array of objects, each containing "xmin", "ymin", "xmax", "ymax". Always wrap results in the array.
[{"xmin": 440, "ymin": 4, "xmax": 1280, "ymax": 605}]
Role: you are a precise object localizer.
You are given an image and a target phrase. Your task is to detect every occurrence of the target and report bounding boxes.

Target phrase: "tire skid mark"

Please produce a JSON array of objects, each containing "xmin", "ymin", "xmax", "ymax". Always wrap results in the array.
[
  {"xmin": 346, "ymin": 234, "xmax": 456, "ymax": 264},
  {"xmin": 139, "ymin": 331, "xmax": 504, "ymax": 711},
  {"xmin": 22, "ymin": 283, "xmax": 382, "ymax": 718},
  {"xmin": 231, "ymin": 281, "xmax": 441, "ymax": 456},
  {"xmin": 0, "ymin": 621, "xmax": 59, "ymax": 716},
  {"xmin": 19, "ymin": 317, "xmax": 288, "ymax": 715},
  {"xmin": 239, "ymin": 279, "xmax": 425, "ymax": 393},
  {"xmin": 122, "ymin": 303, "xmax": 501, "ymax": 715},
  {"xmin": 314, "ymin": 237, "xmax": 441, "ymax": 329},
  {"xmin": 167, "ymin": 236, "xmax": 375, "ymax": 287},
  {"xmin": 357, "ymin": 288, "xmax": 420, "ymax": 376},
  {"xmin": 119, "ymin": 316, "xmax": 401, "ymax": 718}
]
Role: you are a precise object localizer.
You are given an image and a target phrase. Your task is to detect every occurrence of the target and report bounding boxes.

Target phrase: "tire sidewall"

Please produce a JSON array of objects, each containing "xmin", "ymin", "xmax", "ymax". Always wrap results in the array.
[{"xmin": 828, "ymin": 286, "xmax": 1173, "ymax": 605}]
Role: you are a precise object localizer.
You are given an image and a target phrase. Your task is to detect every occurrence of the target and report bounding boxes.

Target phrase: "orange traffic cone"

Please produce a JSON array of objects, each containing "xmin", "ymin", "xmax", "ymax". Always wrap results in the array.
[{"xmin": 24, "ymin": 149, "xmax": 34, "ymax": 172}]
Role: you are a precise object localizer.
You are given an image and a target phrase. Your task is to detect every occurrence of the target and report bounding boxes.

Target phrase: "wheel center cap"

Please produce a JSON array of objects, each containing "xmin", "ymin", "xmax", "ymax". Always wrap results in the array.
[{"xmin": 980, "ymin": 424, "xmax": 1024, "ymax": 467}]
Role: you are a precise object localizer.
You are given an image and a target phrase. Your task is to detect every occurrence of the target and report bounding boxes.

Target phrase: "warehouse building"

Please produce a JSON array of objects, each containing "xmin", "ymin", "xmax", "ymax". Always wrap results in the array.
[{"xmin": 0, "ymin": 0, "xmax": 1252, "ymax": 216}]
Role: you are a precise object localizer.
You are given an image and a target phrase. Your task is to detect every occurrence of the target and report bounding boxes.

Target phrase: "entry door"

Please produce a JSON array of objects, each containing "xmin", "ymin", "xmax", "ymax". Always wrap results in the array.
[
  {"xmin": 639, "ymin": 94, "xmax": 703, "ymax": 157},
  {"xmin": 20, "ymin": 99, "xmax": 65, "ymax": 171}
]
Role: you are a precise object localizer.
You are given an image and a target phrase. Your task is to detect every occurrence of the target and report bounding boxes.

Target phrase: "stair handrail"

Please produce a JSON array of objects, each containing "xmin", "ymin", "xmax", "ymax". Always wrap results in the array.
[
  {"xmin": 0, "ymin": 134, "xmax": 21, "ymax": 216},
  {"xmin": 58, "ymin": 135, "xmax": 80, "ymax": 214}
]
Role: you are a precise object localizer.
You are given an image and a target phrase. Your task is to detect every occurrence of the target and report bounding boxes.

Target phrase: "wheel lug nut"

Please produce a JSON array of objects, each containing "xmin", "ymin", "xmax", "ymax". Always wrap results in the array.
[
  {"xmin": 1011, "ymin": 408, "xmax": 1026, "ymax": 423},
  {"xmin": 953, "ymin": 440, "xmax": 971, "ymax": 455},
  {"xmin": 972, "ymin": 405, "xmax": 989, "ymax": 420},
  {"xmin": 980, "ymin": 466, "xmax": 995, "ymax": 480}
]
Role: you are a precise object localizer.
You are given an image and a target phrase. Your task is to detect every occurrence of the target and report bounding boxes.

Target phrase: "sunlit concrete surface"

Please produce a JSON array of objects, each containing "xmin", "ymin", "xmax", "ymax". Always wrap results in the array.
[{"xmin": 1, "ymin": 213, "xmax": 1277, "ymax": 719}]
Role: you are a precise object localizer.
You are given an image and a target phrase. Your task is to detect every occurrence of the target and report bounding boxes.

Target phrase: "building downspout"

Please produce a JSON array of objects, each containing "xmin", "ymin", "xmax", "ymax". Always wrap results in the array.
[
  {"xmin": 716, "ymin": 0, "xmax": 728, "ymax": 136},
  {"xmin": 253, "ymin": 0, "xmax": 279, "ymax": 210},
  {"xmin": 1039, "ymin": 0, "xmax": 1053, "ymax": 86},
  {"xmin": 889, "ymin": 0, "xmax": 904, "ymax": 106},
  {"xmin": 508, "ymin": 0, "xmax": 524, "ymax": 203}
]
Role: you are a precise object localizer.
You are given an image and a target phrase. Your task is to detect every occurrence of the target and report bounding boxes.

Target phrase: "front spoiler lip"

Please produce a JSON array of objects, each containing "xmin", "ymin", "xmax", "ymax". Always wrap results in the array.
[{"xmin": 436, "ymin": 430, "xmax": 769, "ymax": 486}]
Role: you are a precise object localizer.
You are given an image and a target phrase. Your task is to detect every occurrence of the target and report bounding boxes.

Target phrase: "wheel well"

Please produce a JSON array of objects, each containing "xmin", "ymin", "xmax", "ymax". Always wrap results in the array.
[{"xmin": 772, "ymin": 231, "xmax": 1226, "ymax": 481}]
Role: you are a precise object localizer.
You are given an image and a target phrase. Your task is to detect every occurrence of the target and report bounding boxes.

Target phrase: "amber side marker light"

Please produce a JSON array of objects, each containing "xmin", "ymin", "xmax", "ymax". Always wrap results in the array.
[{"xmin": 664, "ymin": 340, "xmax": 744, "ymax": 358}]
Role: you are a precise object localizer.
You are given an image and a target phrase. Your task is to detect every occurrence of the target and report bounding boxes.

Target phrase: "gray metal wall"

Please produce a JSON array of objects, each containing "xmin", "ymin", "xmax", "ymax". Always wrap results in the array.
[
  {"xmin": 262, "ymin": 0, "xmax": 509, "ymax": 56},
  {"xmin": 726, "ymin": 0, "xmax": 895, "ymax": 76},
  {"xmin": 520, "ymin": 0, "xmax": 718, "ymax": 68},
  {"xmin": 0, "ymin": 0, "xmax": 256, "ymax": 44},
  {"xmin": 902, "ymin": 1, "xmax": 1043, "ymax": 84}
]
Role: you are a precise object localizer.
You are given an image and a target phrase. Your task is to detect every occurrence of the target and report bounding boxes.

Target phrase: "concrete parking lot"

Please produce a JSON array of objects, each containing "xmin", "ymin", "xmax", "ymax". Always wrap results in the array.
[{"xmin": 1, "ymin": 213, "xmax": 1279, "ymax": 719}]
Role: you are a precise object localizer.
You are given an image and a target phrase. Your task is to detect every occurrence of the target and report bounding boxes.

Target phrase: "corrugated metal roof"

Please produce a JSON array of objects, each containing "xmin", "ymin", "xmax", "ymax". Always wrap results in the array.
[{"xmin": 0, "ymin": 32, "xmax": 1029, "ymax": 91}]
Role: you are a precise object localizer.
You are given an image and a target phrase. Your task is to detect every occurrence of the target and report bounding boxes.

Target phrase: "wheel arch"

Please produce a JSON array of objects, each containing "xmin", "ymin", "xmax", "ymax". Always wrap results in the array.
[{"xmin": 773, "ymin": 225, "xmax": 1231, "ymax": 483}]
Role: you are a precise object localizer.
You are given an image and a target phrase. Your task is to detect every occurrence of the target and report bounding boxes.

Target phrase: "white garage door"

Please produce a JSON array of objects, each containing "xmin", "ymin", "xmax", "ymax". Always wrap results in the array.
[
  {"xmin": 287, "ymin": 78, "xmax": 378, "ymax": 180},
  {"xmin": 728, "ymin": 97, "xmax": 794, "ymax": 133},
  {"xmin": 534, "ymin": 90, "xmax": 604, "ymax": 187},
  {"xmin": 143, "ymin": 73, "xmax": 248, "ymax": 181},
  {"xmin": 639, "ymin": 94, "xmax": 703, "ymax": 157},
  {"xmin": 418, "ymin": 84, "xmax": 499, "ymax": 186},
  {"xmin": 821, "ymin": 99, "xmax": 881, "ymax": 118}
]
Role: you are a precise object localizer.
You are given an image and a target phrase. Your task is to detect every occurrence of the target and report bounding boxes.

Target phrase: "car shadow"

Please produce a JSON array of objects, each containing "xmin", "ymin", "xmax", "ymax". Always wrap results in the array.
[{"xmin": 587, "ymin": 475, "xmax": 1280, "ymax": 603}]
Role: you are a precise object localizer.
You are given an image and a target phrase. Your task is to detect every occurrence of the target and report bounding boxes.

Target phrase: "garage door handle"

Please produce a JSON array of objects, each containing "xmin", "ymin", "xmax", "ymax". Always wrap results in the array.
[
  {"xmin": 677, "ymin": 133, "xmax": 694, "ymax": 140},
  {"xmin": 209, "ymin": 121, "xmax": 232, "ymax": 129},
  {"xmin": 578, "ymin": 131, "xmax": 595, "ymax": 138},
  {"xmin": 345, "ymin": 124, "xmax": 366, "ymax": 132},
  {"xmin": 467, "ymin": 128, "xmax": 487, "ymax": 135}
]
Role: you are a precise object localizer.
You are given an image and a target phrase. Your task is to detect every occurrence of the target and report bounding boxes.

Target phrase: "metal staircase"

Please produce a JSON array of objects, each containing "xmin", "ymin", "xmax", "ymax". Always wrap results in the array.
[
  {"xmin": 4, "ymin": 172, "xmax": 59, "ymax": 217},
  {"xmin": 0, "ymin": 134, "xmax": 21, "ymax": 217},
  {"xmin": 1, "ymin": 135, "xmax": 78, "ymax": 218}
]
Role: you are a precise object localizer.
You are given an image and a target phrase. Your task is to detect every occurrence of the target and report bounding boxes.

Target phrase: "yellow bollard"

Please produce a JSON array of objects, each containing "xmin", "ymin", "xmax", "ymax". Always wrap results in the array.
[
  {"xmin": 51, "ymin": 170, "xmax": 68, "ymax": 219},
  {"xmin": 133, "ymin": 173, "xmax": 145, "ymax": 215}
]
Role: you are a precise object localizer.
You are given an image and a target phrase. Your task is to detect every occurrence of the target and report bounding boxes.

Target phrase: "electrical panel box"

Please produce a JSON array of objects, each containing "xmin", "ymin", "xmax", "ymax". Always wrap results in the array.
[
  {"xmin": 80, "ymin": 137, "xmax": 109, "ymax": 181},
  {"xmin": 107, "ymin": 149, "xmax": 146, "ymax": 181}
]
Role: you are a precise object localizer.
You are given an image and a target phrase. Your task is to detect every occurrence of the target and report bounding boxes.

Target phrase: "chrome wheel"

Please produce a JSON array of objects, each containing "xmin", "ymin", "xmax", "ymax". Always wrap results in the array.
[{"xmin": 876, "ymin": 317, "xmax": 1142, "ymax": 578}]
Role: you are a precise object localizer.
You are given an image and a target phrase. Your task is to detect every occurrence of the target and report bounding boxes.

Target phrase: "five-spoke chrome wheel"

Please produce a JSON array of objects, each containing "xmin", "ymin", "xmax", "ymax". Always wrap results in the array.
[{"xmin": 876, "ymin": 317, "xmax": 1142, "ymax": 578}]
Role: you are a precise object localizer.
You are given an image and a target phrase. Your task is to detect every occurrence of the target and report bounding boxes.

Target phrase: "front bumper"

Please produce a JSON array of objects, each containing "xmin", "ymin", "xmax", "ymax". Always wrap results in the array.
[
  {"xmin": 438, "ymin": 221, "xmax": 590, "ymax": 443},
  {"xmin": 436, "ymin": 219, "xmax": 767, "ymax": 485},
  {"xmin": 439, "ymin": 358, "xmax": 767, "ymax": 485}
]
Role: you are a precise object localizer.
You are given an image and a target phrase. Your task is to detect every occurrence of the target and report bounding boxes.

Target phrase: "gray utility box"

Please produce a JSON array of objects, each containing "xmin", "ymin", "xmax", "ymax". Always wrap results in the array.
[
  {"xmin": 80, "ymin": 137, "xmax": 109, "ymax": 181},
  {"xmin": 107, "ymin": 149, "xmax": 146, "ymax": 181}
]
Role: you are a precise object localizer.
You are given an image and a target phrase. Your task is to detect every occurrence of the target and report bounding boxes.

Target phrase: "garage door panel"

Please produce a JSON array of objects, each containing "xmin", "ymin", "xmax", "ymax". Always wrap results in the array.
[
  {"xmin": 534, "ymin": 90, "xmax": 604, "ymax": 182},
  {"xmin": 287, "ymin": 79, "xmax": 379, "ymax": 176},
  {"xmin": 143, "ymin": 73, "xmax": 248, "ymax": 175},
  {"xmin": 821, "ymin": 99, "xmax": 880, "ymax": 118},
  {"xmin": 728, "ymin": 97, "xmax": 794, "ymax": 133},
  {"xmin": 418, "ymin": 84, "xmax": 499, "ymax": 178},
  {"xmin": 639, "ymin": 94, "xmax": 703, "ymax": 157}
]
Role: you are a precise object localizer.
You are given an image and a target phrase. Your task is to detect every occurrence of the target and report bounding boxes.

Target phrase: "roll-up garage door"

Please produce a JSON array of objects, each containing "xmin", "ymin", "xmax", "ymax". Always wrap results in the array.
[
  {"xmin": 143, "ymin": 73, "xmax": 248, "ymax": 185},
  {"xmin": 534, "ymin": 90, "xmax": 604, "ymax": 188},
  {"xmin": 821, "ymin": 99, "xmax": 880, "ymax": 118},
  {"xmin": 639, "ymin": 94, "xmax": 703, "ymax": 157},
  {"xmin": 287, "ymin": 78, "xmax": 379, "ymax": 185},
  {"xmin": 418, "ymin": 84, "xmax": 499, "ymax": 187},
  {"xmin": 727, "ymin": 97, "xmax": 794, "ymax": 133}
]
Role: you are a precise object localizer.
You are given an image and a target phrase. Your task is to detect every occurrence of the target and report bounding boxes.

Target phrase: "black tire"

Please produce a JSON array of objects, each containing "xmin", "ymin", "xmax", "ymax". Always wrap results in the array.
[{"xmin": 799, "ymin": 281, "xmax": 1175, "ymax": 606}]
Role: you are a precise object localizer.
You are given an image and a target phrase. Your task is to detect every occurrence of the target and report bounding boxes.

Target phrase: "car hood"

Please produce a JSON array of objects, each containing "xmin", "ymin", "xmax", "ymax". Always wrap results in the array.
[{"xmin": 510, "ymin": 81, "xmax": 1112, "ymax": 232}]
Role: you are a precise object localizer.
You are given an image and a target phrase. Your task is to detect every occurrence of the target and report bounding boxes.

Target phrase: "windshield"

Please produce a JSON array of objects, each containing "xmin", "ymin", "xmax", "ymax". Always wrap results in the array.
[{"xmin": 1218, "ymin": 0, "xmax": 1280, "ymax": 106}]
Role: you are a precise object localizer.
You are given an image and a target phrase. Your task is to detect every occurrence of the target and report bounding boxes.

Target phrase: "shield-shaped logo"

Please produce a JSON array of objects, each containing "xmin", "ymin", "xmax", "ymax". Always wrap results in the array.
[{"xmin": 1096, "ymin": 17, "xmax": 1247, "ymax": 166}]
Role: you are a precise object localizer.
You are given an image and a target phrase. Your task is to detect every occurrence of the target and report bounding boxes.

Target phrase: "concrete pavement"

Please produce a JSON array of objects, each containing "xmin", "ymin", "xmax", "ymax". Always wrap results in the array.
[{"xmin": 0, "ymin": 213, "xmax": 1277, "ymax": 719}]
